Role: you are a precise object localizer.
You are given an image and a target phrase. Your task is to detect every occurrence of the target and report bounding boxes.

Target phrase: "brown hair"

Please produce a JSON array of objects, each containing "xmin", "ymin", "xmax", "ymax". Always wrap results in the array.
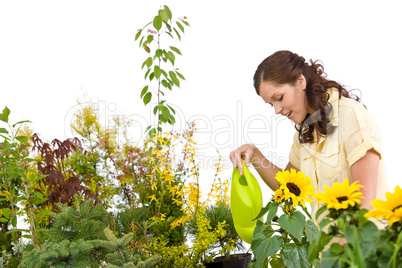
[{"xmin": 253, "ymin": 50, "xmax": 360, "ymax": 143}]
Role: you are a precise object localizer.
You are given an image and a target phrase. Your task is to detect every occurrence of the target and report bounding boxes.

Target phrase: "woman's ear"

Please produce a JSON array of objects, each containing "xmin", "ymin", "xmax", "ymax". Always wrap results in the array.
[{"xmin": 298, "ymin": 74, "xmax": 307, "ymax": 90}]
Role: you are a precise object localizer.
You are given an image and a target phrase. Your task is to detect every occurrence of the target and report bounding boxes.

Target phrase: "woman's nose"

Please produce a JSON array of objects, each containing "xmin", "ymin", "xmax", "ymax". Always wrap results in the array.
[{"xmin": 274, "ymin": 104, "xmax": 282, "ymax": 115}]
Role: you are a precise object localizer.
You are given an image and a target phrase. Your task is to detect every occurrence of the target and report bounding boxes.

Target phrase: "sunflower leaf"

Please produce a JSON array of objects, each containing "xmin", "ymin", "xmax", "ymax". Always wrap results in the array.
[
  {"xmin": 315, "ymin": 205, "xmax": 327, "ymax": 221},
  {"xmin": 266, "ymin": 202, "xmax": 278, "ymax": 223},
  {"xmin": 282, "ymin": 243, "xmax": 310, "ymax": 268},
  {"xmin": 251, "ymin": 234, "xmax": 283, "ymax": 268},
  {"xmin": 253, "ymin": 203, "xmax": 270, "ymax": 221},
  {"xmin": 278, "ymin": 211, "xmax": 305, "ymax": 243},
  {"xmin": 307, "ymin": 230, "xmax": 332, "ymax": 263},
  {"xmin": 304, "ymin": 220, "xmax": 319, "ymax": 243}
]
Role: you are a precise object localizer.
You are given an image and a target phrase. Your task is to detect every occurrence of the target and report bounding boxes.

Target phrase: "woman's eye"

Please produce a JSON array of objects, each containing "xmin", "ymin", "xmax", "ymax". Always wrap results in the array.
[{"xmin": 277, "ymin": 96, "xmax": 283, "ymax": 102}]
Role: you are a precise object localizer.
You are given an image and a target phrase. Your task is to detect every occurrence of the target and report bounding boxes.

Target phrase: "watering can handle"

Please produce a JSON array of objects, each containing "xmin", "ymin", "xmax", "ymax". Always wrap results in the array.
[{"xmin": 239, "ymin": 159, "xmax": 257, "ymax": 195}]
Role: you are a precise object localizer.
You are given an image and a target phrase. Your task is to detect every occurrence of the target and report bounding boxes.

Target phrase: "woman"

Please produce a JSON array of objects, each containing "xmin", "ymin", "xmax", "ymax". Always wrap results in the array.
[{"xmin": 229, "ymin": 50, "xmax": 388, "ymax": 218}]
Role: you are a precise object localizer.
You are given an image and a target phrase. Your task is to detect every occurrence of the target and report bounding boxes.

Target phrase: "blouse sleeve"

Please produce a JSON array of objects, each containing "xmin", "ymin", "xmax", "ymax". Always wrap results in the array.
[
  {"xmin": 289, "ymin": 132, "xmax": 301, "ymax": 170},
  {"xmin": 341, "ymin": 104, "xmax": 382, "ymax": 167}
]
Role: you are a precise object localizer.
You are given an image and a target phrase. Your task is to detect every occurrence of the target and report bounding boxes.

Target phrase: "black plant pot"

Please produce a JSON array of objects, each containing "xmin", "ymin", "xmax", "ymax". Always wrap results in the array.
[{"xmin": 204, "ymin": 253, "xmax": 252, "ymax": 268}]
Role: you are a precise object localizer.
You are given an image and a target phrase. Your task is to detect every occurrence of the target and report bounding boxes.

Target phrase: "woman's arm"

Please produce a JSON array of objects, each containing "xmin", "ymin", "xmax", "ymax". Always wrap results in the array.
[
  {"xmin": 230, "ymin": 144, "xmax": 299, "ymax": 191},
  {"xmin": 350, "ymin": 149, "xmax": 380, "ymax": 210}
]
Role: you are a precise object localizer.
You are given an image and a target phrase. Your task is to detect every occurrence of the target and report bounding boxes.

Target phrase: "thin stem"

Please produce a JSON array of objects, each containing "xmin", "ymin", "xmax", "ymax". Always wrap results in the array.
[
  {"xmin": 23, "ymin": 178, "xmax": 36, "ymax": 247},
  {"xmin": 157, "ymin": 32, "xmax": 161, "ymax": 134}
]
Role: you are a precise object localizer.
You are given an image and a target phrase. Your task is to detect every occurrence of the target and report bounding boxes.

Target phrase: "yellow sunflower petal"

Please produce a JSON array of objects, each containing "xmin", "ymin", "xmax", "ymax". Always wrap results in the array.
[
  {"xmin": 314, "ymin": 178, "xmax": 364, "ymax": 210},
  {"xmin": 365, "ymin": 186, "xmax": 402, "ymax": 225}
]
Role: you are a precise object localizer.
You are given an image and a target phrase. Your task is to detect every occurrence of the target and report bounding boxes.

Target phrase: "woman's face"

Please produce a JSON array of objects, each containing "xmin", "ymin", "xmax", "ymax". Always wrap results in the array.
[{"xmin": 259, "ymin": 75, "xmax": 311, "ymax": 125}]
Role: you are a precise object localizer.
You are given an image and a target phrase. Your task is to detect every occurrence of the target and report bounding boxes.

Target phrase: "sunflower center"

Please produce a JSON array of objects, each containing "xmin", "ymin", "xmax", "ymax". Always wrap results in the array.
[
  {"xmin": 336, "ymin": 196, "xmax": 348, "ymax": 203},
  {"xmin": 286, "ymin": 183, "xmax": 301, "ymax": 196},
  {"xmin": 392, "ymin": 205, "xmax": 402, "ymax": 212}
]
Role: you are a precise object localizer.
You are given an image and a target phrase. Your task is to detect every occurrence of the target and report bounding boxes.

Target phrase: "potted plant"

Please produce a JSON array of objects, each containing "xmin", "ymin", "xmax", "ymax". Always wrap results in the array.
[
  {"xmin": 186, "ymin": 173, "xmax": 251, "ymax": 268},
  {"xmin": 202, "ymin": 200, "xmax": 252, "ymax": 268}
]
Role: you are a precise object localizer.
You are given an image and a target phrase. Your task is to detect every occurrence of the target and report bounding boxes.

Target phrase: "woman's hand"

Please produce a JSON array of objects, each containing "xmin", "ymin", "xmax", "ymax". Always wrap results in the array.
[{"xmin": 229, "ymin": 144, "xmax": 256, "ymax": 175}]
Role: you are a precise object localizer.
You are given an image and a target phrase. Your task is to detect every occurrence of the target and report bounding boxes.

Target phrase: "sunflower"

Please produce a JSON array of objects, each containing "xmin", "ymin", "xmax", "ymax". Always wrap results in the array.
[
  {"xmin": 275, "ymin": 169, "xmax": 315, "ymax": 208},
  {"xmin": 365, "ymin": 186, "xmax": 402, "ymax": 227},
  {"xmin": 273, "ymin": 189, "xmax": 284, "ymax": 203},
  {"xmin": 314, "ymin": 178, "xmax": 363, "ymax": 210}
]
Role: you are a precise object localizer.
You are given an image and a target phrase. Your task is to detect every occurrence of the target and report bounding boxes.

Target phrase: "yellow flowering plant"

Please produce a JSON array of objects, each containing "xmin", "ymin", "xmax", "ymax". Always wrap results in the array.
[
  {"xmin": 249, "ymin": 169, "xmax": 319, "ymax": 268},
  {"xmin": 309, "ymin": 180, "xmax": 402, "ymax": 267}
]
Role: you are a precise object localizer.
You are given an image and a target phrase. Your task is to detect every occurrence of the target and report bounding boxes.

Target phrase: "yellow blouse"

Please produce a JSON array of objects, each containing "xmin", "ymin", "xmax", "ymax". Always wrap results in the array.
[{"xmin": 289, "ymin": 87, "xmax": 388, "ymax": 220}]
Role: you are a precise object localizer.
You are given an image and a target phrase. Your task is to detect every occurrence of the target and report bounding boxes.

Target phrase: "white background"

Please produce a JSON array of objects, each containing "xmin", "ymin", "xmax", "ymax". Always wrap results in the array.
[{"xmin": 1, "ymin": 0, "xmax": 401, "ymax": 202}]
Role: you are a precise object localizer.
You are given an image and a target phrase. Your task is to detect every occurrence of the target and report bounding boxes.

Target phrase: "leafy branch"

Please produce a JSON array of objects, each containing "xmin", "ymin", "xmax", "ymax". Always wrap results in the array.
[{"xmin": 135, "ymin": 5, "xmax": 189, "ymax": 136}]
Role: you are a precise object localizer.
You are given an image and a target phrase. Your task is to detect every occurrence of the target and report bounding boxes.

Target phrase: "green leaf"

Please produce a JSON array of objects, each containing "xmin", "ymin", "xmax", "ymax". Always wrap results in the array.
[
  {"xmin": 266, "ymin": 202, "xmax": 279, "ymax": 223},
  {"xmin": 270, "ymin": 257, "xmax": 285, "ymax": 268},
  {"xmin": 252, "ymin": 220, "xmax": 263, "ymax": 236},
  {"xmin": 318, "ymin": 217, "xmax": 330, "ymax": 230},
  {"xmin": 0, "ymin": 217, "xmax": 8, "ymax": 223},
  {"xmin": 146, "ymin": 34, "xmax": 154, "ymax": 44},
  {"xmin": 142, "ymin": 57, "xmax": 153, "ymax": 69},
  {"xmin": 161, "ymin": 69, "xmax": 168, "ymax": 79},
  {"xmin": 181, "ymin": 18, "xmax": 190, "ymax": 27},
  {"xmin": 143, "ymin": 92, "xmax": 152, "ymax": 105},
  {"xmin": 321, "ymin": 243, "xmax": 344, "ymax": 267},
  {"xmin": 11, "ymin": 215, "xmax": 17, "ymax": 227},
  {"xmin": 3, "ymin": 106, "xmax": 10, "ymax": 118},
  {"xmin": 170, "ymin": 46, "xmax": 182, "ymax": 55},
  {"xmin": 144, "ymin": 68, "xmax": 151, "ymax": 79},
  {"xmin": 0, "ymin": 114, "xmax": 8, "ymax": 123},
  {"xmin": 148, "ymin": 128, "xmax": 156, "ymax": 138},
  {"xmin": 144, "ymin": 45, "xmax": 150, "ymax": 53},
  {"xmin": 159, "ymin": 9, "xmax": 169, "ymax": 22},
  {"xmin": 278, "ymin": 211, "xmax": 305, "ymax": 242},
  {"xmin": 253, "ymin": 203, "xmax": 270, "ymax": 221},
  {"xmin": 1, "ymin": 143, "xmax": 14, "ymax": 153},
  {"xmin": 155, "ymin": 49, "xmax": 163, "ymax": 58},
  {"xmin": 2, "ymin": 208, "xmax": 11, "ymax": 219},
  {"xmin": 169, "ymin": 71, "xmax": 180, "ymax": 87},
  {"xmin": 167, "ymin": 51, "xmax": 175, "ymax": 65},
  {"xmin": 141, "ymin": 86, "xmax": 149, "ymax": 98},
  {"xmin": 153, "ymin": 105, "xmax": 159, "ymax": 115},
  {"xmin": 282, "ymin": 243, "xmax": 310, "ymax": 268},
  {"xmin": 5, "ymin": 228, "xmax": 30, "ymax": 235},
  {"xmin": 39, "ymin": 210, "xmax": 51, "ymax": 215},
  {"xmin": 304, "ymin": 220, "xmax": 319, "ymax": 243},
  {"xmin": 0, "ymin": 128, "xmax": 8, "ymax": 134},
  {"xmin": 139, "ymin": 35, "xmax": 145, "ymax": 47},
  {"xmin": 161, "ymin": 79, "xmax": 171, "ymax": 90},
  {"xmin": 161, "ymin": 106, "xmax": 170, "ymax": 120},
  {"xmin": 307, "ymin": 231, "xmax": 332, "ymax": 263},
  {"xmin": 176, "ymin": 21, "xmax": 184, "ymax": 32},
  {"xmin": 315, "ymin": 205, "xmax": 327, "ymax": 221},
  {"xmin": 153, "ymin": 15, "xmax": 162, "ymax": 31},
  {"xmin": 168, "ymin": 113, "xmax": 175, "ymax": 124},
  {"xmin": 164, "ymin": 5, "xmax": 172, "ymax": 20},
  {"xmin": 12, "ymin": 120, "xmax": 31, "ymax": 127},
  {"xmin": 176, "ymin": 71, "xmax": 185, "ymax": 80},
  {"xmin": 135, "ymin": 29, "xmax": 142, "ymax": 41},
  {"xmin": 154, "ymin": 65, "xmax": 162, "ymax": 79},
  {"xmin": 166, "ymin": 104, "xmax": 176, "ymax": 114},
  {"xmin": 173, "ymin": 28, "xmax": 181, "ymax": 41},
  {"xmin": 15, "ymin": 136, "xmax": 28, "ymax": 144},
  {"xmin": 251, "ymin": 234, "xmax": 283, "ymax": 268}
]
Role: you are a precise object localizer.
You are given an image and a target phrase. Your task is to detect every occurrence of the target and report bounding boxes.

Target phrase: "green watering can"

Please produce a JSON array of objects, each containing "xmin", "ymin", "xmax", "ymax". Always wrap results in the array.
[{"xmin": 230, "ymin": 160, "xmax": 263, "ymax": 244}]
